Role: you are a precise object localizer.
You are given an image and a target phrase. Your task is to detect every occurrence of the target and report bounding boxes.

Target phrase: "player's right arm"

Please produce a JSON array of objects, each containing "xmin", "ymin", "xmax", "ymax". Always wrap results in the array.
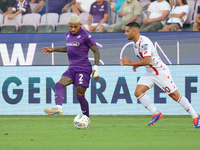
[{"xmin": 42, "ymin": 47, "xmax": 67, "ymax": 55}]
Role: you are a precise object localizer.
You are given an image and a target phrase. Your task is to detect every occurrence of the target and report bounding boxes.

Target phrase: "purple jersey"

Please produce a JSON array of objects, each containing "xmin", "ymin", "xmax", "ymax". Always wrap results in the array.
[
  {"xmin": 13, "ymin": 0, "xmax": 31, "ymax": 15},
  {"xmin": 39, "ymin": 0, "xmax": 72, "ymax": 14},
  {"xmin": 65, "ymin": 27, "xmax": 96, "ymax": 71},
  {"xmin": 89, "ymin": 1, "xmax": 110, "ymax": 23}
]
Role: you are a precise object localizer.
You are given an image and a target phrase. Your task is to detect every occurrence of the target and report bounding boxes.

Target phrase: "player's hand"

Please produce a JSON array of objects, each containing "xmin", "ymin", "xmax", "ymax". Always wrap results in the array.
[
  {"xmin": 120, "ymin": 56, "xmax": 131, "ymax": 66},
  {"xmin": 92, "ymin": 65, "xmax": 99, "ymax": 81},
  {"xmin": 89, "ymin": 26, "xmax": 97, "ymax": 32},
  {"xmin": 133, "ymin": 66, "xmax": 139, "ymax": 72},
  {"xmin": 143, "ymin": 18, "xmax": 151, "ymax": 24},
  {"xmin": 8, "ymin": 14, "xmax": 14, "ymax": 19},
  {"xmin": 42, "ymin": 47, "xmax": 55, "ymax": 55},
  {"xmin": 62, "ymin": 5, "xmax": 68, "ymax": 13}
]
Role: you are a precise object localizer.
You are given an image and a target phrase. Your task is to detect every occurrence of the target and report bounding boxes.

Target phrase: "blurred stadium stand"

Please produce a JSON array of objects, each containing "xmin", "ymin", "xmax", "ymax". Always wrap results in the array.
[{"xmin": 0, "ymin": 0, "xmax": 199, "ymax": 33}]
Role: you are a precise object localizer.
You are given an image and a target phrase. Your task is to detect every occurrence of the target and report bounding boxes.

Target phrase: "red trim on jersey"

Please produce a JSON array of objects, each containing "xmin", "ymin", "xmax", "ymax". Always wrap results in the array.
[
  {"xmin": 138, "ymin": 38, "xmax": 159, "ymax": 75},
  {"xmin": 149, "ymin": 64, "xmax": 159, "ymax": 75},
  {"xmin": 138, "ymin": 40, "xmax": 144, "ymax": 59}
]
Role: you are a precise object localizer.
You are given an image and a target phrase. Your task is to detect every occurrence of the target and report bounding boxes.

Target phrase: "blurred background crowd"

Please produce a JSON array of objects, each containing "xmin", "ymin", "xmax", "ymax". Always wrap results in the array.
[{"xmin": 0, "ymin": 0, "xmax": 199, "ymax": 33}]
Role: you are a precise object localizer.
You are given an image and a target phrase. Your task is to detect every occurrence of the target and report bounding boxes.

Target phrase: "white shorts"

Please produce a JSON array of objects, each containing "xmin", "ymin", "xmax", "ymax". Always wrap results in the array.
[
  {"xmin": 137, "ymin": 67, "xmax": 177, "ymax": 94},
  {"xmin": 83, "ymin": 23, "xmax": 108, "ymax": 32}
]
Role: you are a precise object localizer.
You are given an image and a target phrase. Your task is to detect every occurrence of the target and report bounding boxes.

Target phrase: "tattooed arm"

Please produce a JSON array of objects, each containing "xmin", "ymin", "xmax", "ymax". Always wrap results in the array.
[{"xmin": 42, "ymin": 47, "xmax": 67, "ymax": 55}]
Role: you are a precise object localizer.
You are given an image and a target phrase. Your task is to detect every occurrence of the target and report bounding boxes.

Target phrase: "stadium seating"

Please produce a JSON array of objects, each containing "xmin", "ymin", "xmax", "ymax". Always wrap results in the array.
[
  {"xmin": 1, "ymin": 14, "xmax": 22, "ymax": 33},
  {"xmin": 37, "ymin": 13, "xmax": 59, "ymax": 33},
  {"xmin": 55, "ymin": 13, "xmax": 76, "ymax": 33},
  {"xmin": 79, "ymin": 12, "xmax": 89, "ymax": 24},
  {"xmin": 30, "ymin": 3, "xmax": 38, "ymax": 12},
  {"xmin": 0, "ymin": 0, "xmax": 200, "ymax": 33},
  {"xmin": 0, "ymin": 14, "xmax": 3, "ymax": 28},
  {"xmin": 185, "ymin": 0, "xmax": 196, "ymax": 24},
  {"xmin": 110, "ymin": 12, "xmax": 116, "ymax": 25},
  {"xmin": 18, "ymin": 13, "xmax": 41, "ymax": 33}
]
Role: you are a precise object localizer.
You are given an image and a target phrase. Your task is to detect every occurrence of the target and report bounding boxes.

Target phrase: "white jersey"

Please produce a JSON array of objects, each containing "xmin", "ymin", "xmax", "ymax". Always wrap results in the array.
[
  {"xmin": 134, "ymin": 35, "xmax": 177, "ymax": 94},
  {"xmin": 133, "ymin": 35, "xmax": 166, "ymax": 75}
]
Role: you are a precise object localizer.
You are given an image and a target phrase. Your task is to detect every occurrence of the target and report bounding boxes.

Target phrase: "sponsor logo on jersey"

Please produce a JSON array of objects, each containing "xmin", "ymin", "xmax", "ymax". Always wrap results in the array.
[
  {"xmin": 142, "ymin": 44, "xmax": 148, "ymax": 50},
  {"xmin": 77, "ymin": 35, "xmax": 81, "ymax": 39},
  {"xmin": 66, "ymin": 42, "xmax": 80, "ymax": 47}
]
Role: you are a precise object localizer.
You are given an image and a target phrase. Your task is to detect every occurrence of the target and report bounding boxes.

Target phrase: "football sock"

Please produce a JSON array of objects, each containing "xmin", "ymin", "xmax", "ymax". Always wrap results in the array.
[
  {"xmin": 177, "ymin": 95, "xmax": 198, "ymax": 119},
  {"xmin": 77, "ymin": 95, "xmax": 89, "ymax": 117},
  {"xmin": 54, "ymin": 83, "xmax": 65, "ymax": 106},
  {"xmin": 55, "ymin": 105, "xmax": 62, "ymax": 109},
  {"xmin": 137, "ymin": 93, "xmax": 158, "ymax": 114}
]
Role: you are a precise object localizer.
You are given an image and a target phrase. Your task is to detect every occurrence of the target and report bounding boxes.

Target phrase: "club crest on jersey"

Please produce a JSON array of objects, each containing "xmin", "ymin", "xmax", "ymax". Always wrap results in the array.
[
  {"xmin": 141, "ymin": 44, "xmax": 148, "ymax": 50},
  {"xmin": 77, "ymin": 35, "xmax": 81, "ymax": 39},
  {"xmin": 88, "ymin": 35, "xmax": 92, "ymax": 38}
]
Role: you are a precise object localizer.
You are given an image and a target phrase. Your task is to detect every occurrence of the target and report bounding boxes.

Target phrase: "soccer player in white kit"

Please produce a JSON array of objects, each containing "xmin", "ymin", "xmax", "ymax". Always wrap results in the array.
[{"xmin": 120, "ymin": 22, "xmax": 200, "ymax": 128}]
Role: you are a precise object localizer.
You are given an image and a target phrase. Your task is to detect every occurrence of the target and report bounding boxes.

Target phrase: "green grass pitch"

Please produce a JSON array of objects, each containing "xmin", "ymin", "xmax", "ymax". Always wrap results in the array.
[{"xmin": 0, "ymin": 115, "xmax": 199, "ymax": 150}]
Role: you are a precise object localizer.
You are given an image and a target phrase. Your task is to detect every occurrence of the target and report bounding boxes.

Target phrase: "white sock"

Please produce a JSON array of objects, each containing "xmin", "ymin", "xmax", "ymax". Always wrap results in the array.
[
  {"xmin": 55, "ymin": 105, "xmax": 62, "ymax": 109},
  {"xmin": 177, "ymin": 95, "xmax": 198, "ymax": 119},
  {"xmin": 137, "ymin": 93, "xmax": 159, "ymax": 114}
]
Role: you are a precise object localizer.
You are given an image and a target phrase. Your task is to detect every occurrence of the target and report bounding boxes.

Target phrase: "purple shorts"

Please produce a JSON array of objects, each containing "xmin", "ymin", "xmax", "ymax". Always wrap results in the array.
[{"xmin": 62, "ymin": 67, "xmax": 92, "ymax": 87}]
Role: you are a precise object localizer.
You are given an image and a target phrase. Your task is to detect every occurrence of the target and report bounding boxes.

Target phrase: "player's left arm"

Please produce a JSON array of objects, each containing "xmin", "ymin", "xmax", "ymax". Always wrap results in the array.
[
  {"xmin": 120, "ymin": 56, "xmax": 151, "ymax": 66},
  {"xmin": 90, "ymin": 44, "xmax": 100, "ymax": 81}
]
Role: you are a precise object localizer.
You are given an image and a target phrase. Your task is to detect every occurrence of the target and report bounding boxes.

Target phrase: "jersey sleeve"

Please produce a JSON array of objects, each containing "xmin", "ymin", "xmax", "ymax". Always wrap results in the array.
[
  {"xmin": 89, "ymin": 3, "xmax": 94, "ymax": 15},
  {"xmin": 85, "ymin": 34, "xmax": 96, "ymax": 47},
  {"xmin": 12, "ymin": 2, "xmax": 18, "ymax": 12},
  {"xmin": 141, "ymin": 39, "xmax": 152, "ymax": 57},
  {"xmin": 21, "ymin": 0, "xmax": 29, "ymax": 12}
]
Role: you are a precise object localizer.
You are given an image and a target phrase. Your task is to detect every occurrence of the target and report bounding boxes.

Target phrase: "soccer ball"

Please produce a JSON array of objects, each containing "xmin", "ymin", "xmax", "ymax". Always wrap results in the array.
[{"xmin": 73, "ymin": 114, "xmax": 90, "ymax": 129}]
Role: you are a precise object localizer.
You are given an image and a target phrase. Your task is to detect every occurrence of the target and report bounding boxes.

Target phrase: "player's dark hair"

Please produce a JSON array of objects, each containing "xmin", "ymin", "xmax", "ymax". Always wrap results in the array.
[{"xmin": 125, "ymin": 22, "xmax": 140, "ymax": 29}]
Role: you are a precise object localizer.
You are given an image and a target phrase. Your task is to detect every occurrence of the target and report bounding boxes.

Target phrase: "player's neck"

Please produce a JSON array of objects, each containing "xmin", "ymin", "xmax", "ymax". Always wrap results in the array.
[
  {"xmin": 133, "ymin": 34, "xmax": 140, "ymax": 43},
  {"xmin": 97, "ymin": 0, "xmax": 103, "ymax": 5}
]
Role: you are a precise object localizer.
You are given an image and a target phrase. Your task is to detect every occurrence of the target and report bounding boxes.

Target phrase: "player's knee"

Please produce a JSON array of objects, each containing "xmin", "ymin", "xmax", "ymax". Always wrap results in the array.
[
  {"xmin": 55, "ymin": 82, "xmax": 65, "ymax": 89},
  {"xmin": 134, "ymin": 89, "xmax": 143, "ymax": 98},
  {"xmin": 169, "ymin": 91, "xmax": 180, "ymax": 101},
  {"xmin": 98, "ymin": 25, "xmax": 105, "ymax": 32}
]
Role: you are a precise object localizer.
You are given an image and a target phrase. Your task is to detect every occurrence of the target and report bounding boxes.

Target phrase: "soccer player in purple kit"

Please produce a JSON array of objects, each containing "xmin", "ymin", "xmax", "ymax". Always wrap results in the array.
[{"xmin": 42, "ymin": 15, "xmax": 100, "ymax": 117}]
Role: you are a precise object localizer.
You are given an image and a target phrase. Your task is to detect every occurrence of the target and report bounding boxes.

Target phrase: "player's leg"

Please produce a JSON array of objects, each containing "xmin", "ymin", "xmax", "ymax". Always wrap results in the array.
[
  {"xmin": 44, "ymin": 68, "xmax": 74, "ymax": 115},
  {"xmin": 193, "ymin": 22, "xmax": 200, "ymax": 31},
  {"xmin": 76, "ymin": 86, "xmax": 89, "ymax": 117},
  {"xmin": 169, "ymin": 90, "xmax": 200, "ymax": 128},
  {"xmin": 136, "ymin": 74, "xmax": 163, "ymax": 126},
  {"xmin": 97, "ymin": 23, "xmax": 108, "ymax": 32},
  {"xmin": 74, "ymin": 70, "xmax": 91, "ymax": 117},
  {"xmin": 97, "ymin": 25, "xmax": 106, "ymax": 32},
  {"xmin": 44, "ymin": 76, "xmax": 73, "ymax": 115},
  {"xmin": 70, "ymin": 4, "xmax": 81, "ymax": 15},
  {"xmin": 155, "ymin": 66, "xmax": 199, "ymax": 128}
]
